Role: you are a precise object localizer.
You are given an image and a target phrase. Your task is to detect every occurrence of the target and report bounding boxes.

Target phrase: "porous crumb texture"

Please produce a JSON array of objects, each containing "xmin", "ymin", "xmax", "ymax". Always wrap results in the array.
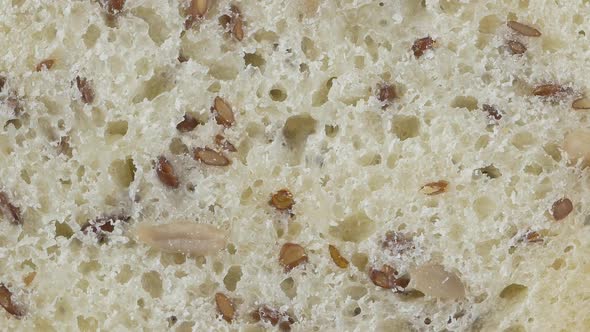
[{"xmin": 1, "ymin": 0, "xmax": 590, "ymax": 331}]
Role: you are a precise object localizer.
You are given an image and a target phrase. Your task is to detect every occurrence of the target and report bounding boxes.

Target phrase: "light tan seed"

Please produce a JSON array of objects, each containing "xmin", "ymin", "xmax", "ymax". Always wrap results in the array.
[
  {"xmin": 563, "ymin": 129, "xmax": 590, "ymax": 166},
  {"xmin": 194, "ymin": 147, "xmax": 230, "ymax": 166},
  {"xmin": 328, "ymin": 245, "xmax": 349, "ymax": 268},
  {"xmin": 189, "ymin": 0, "xmax": 208, "ymax": 17},
  {"xmin": 213, "ymin": 97, "xmax": 235, "ymax": 127},
  {"xmin": 23, "ymin": 272, "xmax": 36, "ymax": 286},
  {"xmin": 507, "ymin": 20, "xmax": 541, "ymax": 37},
  {"xmin": 507, "ymin": 40, "xmax": 526, "ymax": 55},
  {"xmin": 411, "ymin": 264, "xmax": 465, "ymax": 299},
  {"xmin": 551, "ymin": 198, "xmax": 573, "ymax": 221},
  {"xmin": 369, "ymin": 264, "xmax": 409, "ymax": 291},
  {"xmin": 35, "ymin": 59, "xmax": 55, "ymax": 72},
  {"xmin": 420, "ymin": 180, "xmax": 449, "ymax": 195},
  {"xmin": 279, "ymin": 243, "xmax": 308, "ymax": 271},
  {"xmin": 572, "ymin": 97, "xmax": 590, "ymax": 110},
  {"xmin": 231, "ymin": 6, "xmax": 244, "ymax": 41},
  {"xmin": 0, "ymin": 284, "xmax": 25, "ymax": 317},
  {"xmin": 215, "ymin": 293, "xmax": 235, "ymax": 323},
  {"xmin": 270, "ymin": 189, "xmax": 295, "ymax": 210},
  {"xmin": 156, "ymin": 156, "xmax": 179, "ymax": 188},
  {"xmin": 135, "ymin": 222, "xmax": 227, "ymax": 256}
]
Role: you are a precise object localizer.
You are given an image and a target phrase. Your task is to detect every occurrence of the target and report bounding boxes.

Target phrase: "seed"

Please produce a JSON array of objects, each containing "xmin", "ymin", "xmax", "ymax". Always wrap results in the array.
[
  {"xmin": 230, "ymin": 6, "xmax": 244, "ymax": 41},
  {"xmin": 106, "ymin": 0, "xmax": 125, "ymax": 14},
  {"xmin": 532, "ymin": 84, "xmax": 569, "ymax": 97},
  {"xmin": 369, "ymin": 264, "xmax": 410, "ymax": 291},
  {"xmin": 551, "ymin": 198, "xmax": 573, "ymax": 221},
  {"xmin": 382, "ymin": 231, "xmax": 414, "ymax": 254},
  {"xmin": 35, "ymin": 59, "xmax": 55, "ymax": 72},
  {"xmin": 81, "ymin": 215, "xmax": 130, "ymax": 243},
  {"xmin": 76, "ymin": 76, "xmax": 95, "ymax": 104},
  {"xmin": 507, "ymin": 20, "xmax": 541, "ymax": 37},
  {"xmin": 135, "ymin": 222, "xmax": 227, "ymax": 256},
  {"xmin": 156, "ymin": 156, "xmax": 179, "ymax": 188},
  {"xmin": 270, "ymin": 189, "xmax": 295, "ymax": 210},
  {"xmin": 563, "ymin": 129, "xmax": 590, "ymax": 166},
  {"xmin": 23, "ymin": 272, "xmax": 36, "ymax": 286},
  {"xmin": 482, "ymin": 104, "xmax": 502, "ymax": 121},
  {"xmin": 189, "ymin": 0, "xmax": 208, "ymax": 17},
  {"xmin": 506, "ymin": 40, "xmax": 526, "ymax": 55},
  {"xmin": 215, "ymin": 134, "xmax": 237, "ymax": 152},
  {"xmin": 213, "ymin": 97, "xmax": 235, "ymax": 127},
  {"xmin": 251, "ymin": 305, "xmax": 295, "ymax": 330},
  {"xmin": 0, "ymin": 192, "xmax": 21, "ymax": 225},
  {"xmin": 411, "ymin": 264, "xmax": 465, "ymax": 299},
  {"xmin": 215, "ymin": 293, "xmax": 235, "ymax": 323},
  {"xmin": 176, "ymin": 114, "xmax": 200, "ymax": 132},
  {"xmin": 0, "ymin": 284, "xmax": 25, "ymax": 318},
  {"xmin": 377, "ymin": 83, "xmax": 397, "ymax": 108},
  {"xmin": 412, "ymin": 36, "xmax": 436, "ymax": 58},
  {"xmin": 520, "ymin": 230, "xmax": 543, "ymax": 243},
  {"xmin": 0, "ymin": 76, "xmax": 6, "ymax": 92},
  {"xmin": 194, "ymin": 147, "xmax": 230, "ymax": 166},
  {"xmin": 328, "ymin": 245, "xmax": 349, "ymax": 268},
  {"xmin": 572, "ymin": 97, "xmax": 590, "ymax": 110},
  {"xmin": 279, "ymin": 243, "xmax": 308, "ymax": 271},
  {"xmin": 419, "ymin": 180, "xmax": 449, "ymax": 195}
]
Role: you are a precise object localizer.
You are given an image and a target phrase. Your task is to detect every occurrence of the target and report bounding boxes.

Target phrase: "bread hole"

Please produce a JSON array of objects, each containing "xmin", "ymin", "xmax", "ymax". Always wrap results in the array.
[
  {"xmin": 19, "ymin": 169, "xmax": 31, "ymax": 184},
  {"xmin": 55, "ymin": 221, "xmax": 74, "ymax": 239},
  {"xmin": 78, "ymin": 260, "xmax": 101, "ymax": 274},
  {"xmin": 106, "ymin": 120, "xmax": 128, "ymax": 139},
  {"xmin": 364, "ymin": 36, "xmax": 379, "ymax": 61},
  {"xmin": 77, "ymin": 315, "xmax": 99, "ymax": 332},
  {"xmin": 386, "ymin": 154, "xmax": 399, "ymax": 169},
  {"xmin": 473, "ymin": 197, "xmax": 496, "ymax": 219},
  {"xmin": 169, "ymin": 137, "xmax": 189, "ymax": 155},
  {"xmin": 451, "ymin": 96, "xmax": 478, "ymax": 111},
  {"xmin": 133, "ymin": 68, "xmax": 175, "ymax": 103},
  {"xmin": 358, "ymin": 152, "xmax": 381, "ymax": 166},
  {"xmin": 354, "ymin": 55, "xmax": 365, "ymax": 69},
  {"xmin": 208, "ymin": 63, "xmax": 239, "ymax": 81},
  {"xmin": 377, "ymin": 319, "xmax": 413, "ymax": 332},
  {"xmin": 176, "ymin": 321, "xmax": 195, "ymax": 332},
  {"xmin": 288, "ymin": 222, "xmax": 303, "ymax": 237},
  {"xmin": 207, "ymin": 82, "xmax": 221, "ymax": 93},
  {"xmin": 542, "ymin": 36, "xmax": 566, "ymax": 53},
  {"xmin": 11, "ymin": 0, "xmax": 25, "ymax": 7},
  {"xmin": 301, "ymin": 36, "xmax": 319, "ymax": 60},
  {"xmin": 269, "ymin": 87, "xmax": 287, "ymax": 102},
  {"xmin": 476, "ymin": 165, "xmax": 502, "ymax": 179},
  {"xmin": 54, "ymin": 297, "xmax": 72, "ymax": 320},
  {"xmin": 83, "ymin": 24, "xmax": 101, "ymax": 49},
  {"xmin": 344, "ymin": 303, "xmax": 362, "ymax": 317},
  {"xmin": 223, "ymin": 265, "xmax": 242, "ymax": 291},
  {"xmin": 511, "ymin": 132, "xmax": 535, "ymax": 150},
  {"xmin": 253, "ymin": 29, "xmax": 279, "ymax": 43},
  {"xmin": 330, "ymin": 212, "xmax": 376, "ymax": 243},
  {"xmin": 133, "ymin": 7, "xmax": 170, "ymax": 46},
  {"xmin": 533, "ymin": 177, "xmax": 552, "ymax": 200},
  {"xmin": 324, "ymin": 124, "xmax": 339, "ymax": 137},
  {"xmin": 141, "ymin": 271, "xmax": 163, "ymax": 298},
  {"xmin": 349, "ymin": 252, "xmax": 368, "ymax": 271},
  {"xmin": 504, "ymin": 325, "xmax": 526, "ymax": 332},
  {"xmin": 108, "ymin": 158, "xmax": 136, "ymax": 188},
  {"xmin": 551, "ymin": 258, "xmax": 565, "ymax": 270},
  {"xmin": 160, "ymin": 253, "xmax": 186, "ymax": 267},
  {"xmin": 524, "ymin": 163, "xmax": 543, "ymax": 175},
  {"xmin": 543, "ymin": 142, "xmax": 562, "ymax": 162},
  {"xmin": 344, "ymin": 285, "xmax": 368, "ymax": 300},
  {"xmin": 283, "ymin": 114, "xmax": 317, "ymax": 165},
  {"xmin": 280, "ymin": 277, "xmax": 297, "ymax": 299},
  {"xmin": 244, "ymin": 52, "xmax": 266, "ymax": 69},
  {"xmin": 312, "ymin": 77, "xmax": 336, "ymax": 107},
  {"xmin": 391, "ymin": 115, "xmax": 420, "ymax": 141},
  {"xmin": 475, "ymin": 135, "xmax": 489, "ymax": 150},
  {"xmin": 499, "ymin": 283, "xmax": 527, "ymax": 300},
  {"xmin": 4, "ymin": 118, "xmax": 21, "ymax": 130},
  {"xmin": 479, "ymin": 15, "xmax": 502, "ymax": 34}
]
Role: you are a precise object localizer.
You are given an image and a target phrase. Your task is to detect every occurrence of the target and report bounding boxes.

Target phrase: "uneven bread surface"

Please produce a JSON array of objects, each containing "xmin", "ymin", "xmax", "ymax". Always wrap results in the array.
[{"xmin": 1, "ymin": 0, "xmax": 590, "ymax": 331}]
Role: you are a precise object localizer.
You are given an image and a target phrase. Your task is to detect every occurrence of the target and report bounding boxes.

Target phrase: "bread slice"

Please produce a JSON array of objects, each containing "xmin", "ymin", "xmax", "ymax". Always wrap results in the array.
[{"xmin": 1, "ymin": 0, "xmax": 589, "ymax": 331}]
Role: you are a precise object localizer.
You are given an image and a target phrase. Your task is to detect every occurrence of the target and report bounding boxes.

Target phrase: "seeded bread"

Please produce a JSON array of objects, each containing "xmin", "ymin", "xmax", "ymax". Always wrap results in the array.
[{"xmin": 1, "ymin": 0, "xmax": 590, "ymax": 331}]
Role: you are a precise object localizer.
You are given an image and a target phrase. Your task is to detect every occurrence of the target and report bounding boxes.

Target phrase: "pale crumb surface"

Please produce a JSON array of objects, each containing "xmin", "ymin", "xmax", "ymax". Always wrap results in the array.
[{"xmin": 1, "ymin": 0, "xmax": 590, "ymax": 331}]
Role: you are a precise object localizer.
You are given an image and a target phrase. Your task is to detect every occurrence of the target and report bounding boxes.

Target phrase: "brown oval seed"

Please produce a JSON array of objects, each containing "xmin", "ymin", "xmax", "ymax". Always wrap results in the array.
[
  {"xmin": 0, "ymin": 192, "xmax": 21, "ymax": 225},
  {"xmin": 279, "ymin": 243, "xmax": 308, "ymax": 271},
  {"xmin": 194, "ymin": 147, "xmax": 230, "ymax": 166},
  {"xmin": 215, "ymin": 134, "xmax": 237, "ymax": 152},
  {"xmin": 270, "ymin": 189, "xmax": 295, "ymax": 210},
  {"xmin": 551, "ymin": 198, "xmax": 573, "ymax": 221},
  {"xmin": 35, "ymin": 59, "xmax": 55, "ymax": 72},
  {"xmin": 369, "ymin": 264, "xmax": 410, "ymax": 291},
  {"xmin": 572, "ymin": 97, "xmax": 590, "ymax": 110},
  {"xmin": 507, "ymin": 40, "xmax": 527, "ymax": 55},
  {"xmin": 176, "ymin": 114, "xmax": 200, "ymax": 132},
  {"xmin": 507, "ymin": 20, "xmax": 541, "ymax": 37},
  {"xmin": 420, "ymin": 180, "xmax": 449, "ymax": 195},
  {"xmin": 328, "ymin": 245, "xmax": 349, "ymax": 268},
  {"xmin": 76, "ymin": 76, "xmax": 95, "ymax": 104},
  {"xmin": 215, "ymin": 293, "xmax": 235, "ymax": 323},
  {"xmin": 213, "ymin": 97, "xmax": 235, "ymax": 127},
  {"xmin": 156, "ymin": 156, "xmax": 179, "ymax": 188},
  {"xmin": 0, "ymin": 284, "xmax": 25, "ymax": 318},
  {"xmin": 532, "ymin": 84, "xmax": 567, "ymax": 97}
]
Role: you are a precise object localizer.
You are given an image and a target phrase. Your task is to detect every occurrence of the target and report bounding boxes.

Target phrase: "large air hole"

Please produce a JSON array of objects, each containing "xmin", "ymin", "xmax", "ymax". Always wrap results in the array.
[
  {"xmin": 451, "ymin": 96, "xmax": 478, "ymax": 110},
  {"xmin": 269, "ymin": 87, "xmax": 287, "ymax": 101},
  {"xmin": 499, "ymin": 283, "xmax": 527, "ymax": 300},
  {"xmin": 312, "ymin": 77, "xmax": 336, "ymax": 107},
  {"xmin": 132, "ymin": 68, "xmax": 175, "ymax": 103},
  {"xmin": 329, "ymin": 213, "xmax": 376, "ymax": 243},
  {"xmin": 83, "ymin": 24, "xmax": 101, "ymax": 49},
  {"xmin": 391, "ymin": 115, "xmax": 420, "ymax": 141},
  {"xmin": 223, "ymin": 265, "xmax": 242, "ymax": 291},
  {"xmin": 133, "ymin": 7, "xmax": 170, "ymax": 46},
  {"xmin": 283, "ymin": 114, "xmax": 317, "ymax": 165},
  {"xmin": 108, "ymin": 158, "xmax": 136, "ymax": 188},
  {"xmin": 141, "ymin": 271, "xmax": 163, "ymax": 298},
  {"xmin": 244, "ymin": 52, "xmax": 266, "ymax": 68},
  {"xmin": 280, "ymin": 277, "xmax": 297, "ymax": 299}
]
